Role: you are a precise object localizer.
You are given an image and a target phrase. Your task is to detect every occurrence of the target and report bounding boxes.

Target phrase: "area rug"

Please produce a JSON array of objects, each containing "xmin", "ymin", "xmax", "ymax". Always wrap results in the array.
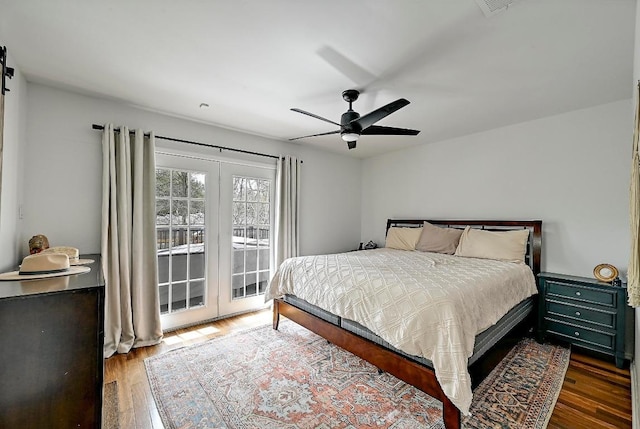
[
  {"xmin": 102, "ymin": 381, "xmax": 120, "ymax": 429},
  {"xmin": 145, "ymin": 320, "xmax": 569, "ymax": 429}
]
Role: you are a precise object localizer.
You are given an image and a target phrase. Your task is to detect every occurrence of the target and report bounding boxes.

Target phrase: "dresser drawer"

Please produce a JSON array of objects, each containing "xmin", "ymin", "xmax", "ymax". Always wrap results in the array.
[
  {"xmin": 546, "ymin": 280, "xmax": 615, "ymax": 307},
  {"xmin": 546, "ymin": 300, "xmax": 616, "ymax": 329},
  {"xmin": 546, "ymin": 319, "xmax": 614, "ymax": 351}
]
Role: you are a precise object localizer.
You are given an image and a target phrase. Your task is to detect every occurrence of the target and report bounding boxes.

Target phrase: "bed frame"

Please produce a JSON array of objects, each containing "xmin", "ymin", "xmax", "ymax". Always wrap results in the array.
[{"xmin": 272, "ymin": 219, "xmax": 542, "ymax": 429}]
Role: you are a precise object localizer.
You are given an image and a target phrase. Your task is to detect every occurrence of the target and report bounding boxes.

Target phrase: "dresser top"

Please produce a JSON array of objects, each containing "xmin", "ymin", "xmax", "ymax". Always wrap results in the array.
[{"xmin": 0, "ymin": 254, "xmax": 103, "ymax": 299}]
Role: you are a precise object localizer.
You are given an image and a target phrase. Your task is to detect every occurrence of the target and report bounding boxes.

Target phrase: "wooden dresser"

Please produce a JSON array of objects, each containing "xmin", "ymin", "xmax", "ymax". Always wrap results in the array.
[
  {"xmin": 537, "ymin": 272, "xmax": 627, "ymax": 368},
  {"xmin": 0, "ymin": 255, "xmax": 104, "ymax": 428}
]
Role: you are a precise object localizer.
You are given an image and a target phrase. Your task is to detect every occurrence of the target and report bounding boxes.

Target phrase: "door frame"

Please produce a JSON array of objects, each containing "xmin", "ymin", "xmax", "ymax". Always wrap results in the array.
[
  {"xmin": 156, "ymin": 149, "xmax": 276, "ymax": 329},
  {"xmin": 155, "ymin": 152, "xmax": 220, "ymax": 331}
]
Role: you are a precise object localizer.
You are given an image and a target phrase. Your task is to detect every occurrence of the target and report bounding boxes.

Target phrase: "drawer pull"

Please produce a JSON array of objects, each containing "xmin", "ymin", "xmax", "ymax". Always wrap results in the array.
[
  {"xmin": 574, "ymin": 332, "xmax": 580, "ymax": 337},
  {"xmin": 575, "ymin": 291, "xmax": 581, "ymax": 296},
  {"xmin": 575, "ymin": 311, "xmax": 581, "ymax": 316}
]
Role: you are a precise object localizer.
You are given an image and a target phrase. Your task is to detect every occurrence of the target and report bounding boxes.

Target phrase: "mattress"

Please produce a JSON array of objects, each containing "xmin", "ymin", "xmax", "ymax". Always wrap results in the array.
[{"xmin": 283, "ymin": 294, "xmax": 533, "ymax": 368}]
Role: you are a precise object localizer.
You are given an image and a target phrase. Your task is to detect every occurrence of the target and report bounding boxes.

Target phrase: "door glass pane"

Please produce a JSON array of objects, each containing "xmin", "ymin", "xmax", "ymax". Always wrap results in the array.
[
  {"xmin": 231, "ymin": 175, "xmax": 272, "ymax": 300},
  {"xmin": 172, "ymin": 171, "xmax": 188, "ymax": 197},
  {"xmin": 233, "ymin": 227, "xmax": 245, "ymax": 250},
  {"xmin": 190, "ymin": 201, "xmax": 205, "ymax": 225},
  {"xmin": 247, "ymin": 178, "xmax": 259, "ymax": 202},
  {"xmin": 172, "ymin": 201, "xmax": 188, "ymax": 225},
  {"xmin": 189, "ymin": 250, "xmax": 205, "ymax": 279},
  {"xmin": 258, "ymin": 228, "xmax": 269, "ymax": 247},
  {"xmin": 258, "ymin": 271, "xmax": 269, "ymax": 294},
  {"xmin": 233, "ymin": 251, "xmax": 244, "ymax": 274},
  {"xmin": 246, "ymin": 203, "xmax": 257, "ymax": 225},
  {"xmin": 189, "ymin": 280, "xmax": 205, "ymax": 307},
  {"xmin": 158, "ymin": 252, "xmax": 169, "ymax": 283},
  {"xmin": 232, "ymin": 274, "xmax": 244, "ymax": 299},
  {"xmin": 258, "ymin": 203, "xmax": 269, "ymax": 225},
  {"xmin": 258, "ymin": 249, "xmax": 269, "ymax": 272},
  {"xmin": 159, "ymin": 284, "xmax": 169, "ymax": 313},
  {"xmin": 172, "ymin": 282, "xmax": 187, "ymax": 311},
  {"xmin": 258, "ymin": 180, "xmax": 269, "ymax": 202},
  {"xmin": 156, "ymin": 200, "xmax": 170, "ymax": 225},
  {"xmin": 156, "ymin": 167, "xmax": 207, "ymax": 315},
  {"xmin": 246, "ymin": 249, "xmax": 257, "ymax": 272},
  {"xmin": 156, "ymin": 169, "xmax": 170, "ymax": 197},
  {"xmin": 233, "ymin": 177, "xmax": 245, "ymax": 201},
  {"xmin": 246, "ymin": 273, "xmax": 257, "ymax": 296},
  {"xmin": 232, "ymin": 202, "xmax": 245, "ymax": 226},
  {"xmin": 190, "ymin": 173, "xmax": 205, "ymax": 198}
]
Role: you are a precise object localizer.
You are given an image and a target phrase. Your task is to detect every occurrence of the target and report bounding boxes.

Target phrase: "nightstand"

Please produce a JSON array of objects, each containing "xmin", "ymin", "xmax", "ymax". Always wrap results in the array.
[{"xmin": 537, "ymin": 272, "xmax": 627, "ymax": 368}]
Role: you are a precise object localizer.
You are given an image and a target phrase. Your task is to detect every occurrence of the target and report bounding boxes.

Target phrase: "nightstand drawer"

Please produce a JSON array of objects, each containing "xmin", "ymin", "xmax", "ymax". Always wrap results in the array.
[
  {"xmin": 546, "ymin": 300, "xmax": 615, "ymax": 329},
  {"xmin": 546, "ymin": 320, "xmax": 614, "ymax": 351},
  {"xmin": 547, "ymin": 281, "xmax": 615, "ymax": 307}
]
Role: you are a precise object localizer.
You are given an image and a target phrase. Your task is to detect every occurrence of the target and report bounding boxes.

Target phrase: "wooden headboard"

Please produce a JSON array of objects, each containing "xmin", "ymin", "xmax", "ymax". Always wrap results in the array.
[{"xmin": 386, "ymin": 219, "xmax": 542, "ymax": 275}]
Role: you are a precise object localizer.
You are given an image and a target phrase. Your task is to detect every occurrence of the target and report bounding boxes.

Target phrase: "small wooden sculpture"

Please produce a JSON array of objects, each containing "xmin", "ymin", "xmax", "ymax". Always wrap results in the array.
[{"xmin": 28, "ymin": 234, "xmax": 50, "ymax": 254}]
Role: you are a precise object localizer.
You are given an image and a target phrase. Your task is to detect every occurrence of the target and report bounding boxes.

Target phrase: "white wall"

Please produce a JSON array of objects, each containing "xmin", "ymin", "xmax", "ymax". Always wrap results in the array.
[
  {"xmin": 362, "ymin": 99, "xmax": 631, "ymax": 277},
  {"xmin": 22, "ymin": 83, "xmax": 361, "ymax": 258},
  {"xmin": 0, "ymin": 54, "xmax": 26, "ymax": 272}
]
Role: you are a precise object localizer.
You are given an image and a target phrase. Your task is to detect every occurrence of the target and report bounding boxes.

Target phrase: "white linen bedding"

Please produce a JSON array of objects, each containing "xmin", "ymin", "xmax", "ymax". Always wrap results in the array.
[{"xmin": 265, "ymin": 248, "xmax": 537, "ymax": 415}]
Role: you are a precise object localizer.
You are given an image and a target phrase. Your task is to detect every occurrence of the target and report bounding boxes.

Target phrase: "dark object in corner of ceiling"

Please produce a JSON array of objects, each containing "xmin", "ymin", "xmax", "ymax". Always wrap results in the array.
[{"xmin": 1, "ymin": 46, "xmax": 15, "ymax": 95}]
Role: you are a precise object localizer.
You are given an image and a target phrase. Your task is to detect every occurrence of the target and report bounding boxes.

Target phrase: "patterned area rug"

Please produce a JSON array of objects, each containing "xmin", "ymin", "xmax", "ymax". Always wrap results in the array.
[
  {"xmin": 145, "ymin": 320, "xmax": 569, "ymax": 429},
  {"xmin": 102, "ymin": 381, "xmax": 120, "ymax": 429}
]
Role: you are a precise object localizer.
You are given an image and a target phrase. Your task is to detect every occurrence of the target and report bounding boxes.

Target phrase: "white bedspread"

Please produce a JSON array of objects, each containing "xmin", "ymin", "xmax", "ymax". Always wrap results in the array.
[{"xmin": 265, "ymin": 248, "xmax": 537, "ymax": 415}]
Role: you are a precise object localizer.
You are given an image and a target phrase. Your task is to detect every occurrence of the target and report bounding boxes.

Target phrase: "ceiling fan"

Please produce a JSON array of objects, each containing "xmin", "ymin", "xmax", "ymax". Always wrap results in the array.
[{"xmin": 289, "ymin": 89, "xmax": 420, "ymax": 150}]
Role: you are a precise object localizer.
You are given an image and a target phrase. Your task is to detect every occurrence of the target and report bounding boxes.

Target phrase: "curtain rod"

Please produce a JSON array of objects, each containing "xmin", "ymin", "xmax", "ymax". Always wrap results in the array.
[{"xmin": 92, "ymin": 124, "xmax": 286, "ymax": 161}]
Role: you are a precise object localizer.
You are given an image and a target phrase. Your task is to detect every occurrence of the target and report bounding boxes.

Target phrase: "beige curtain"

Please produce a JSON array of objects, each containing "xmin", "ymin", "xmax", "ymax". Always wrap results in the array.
[
  {"xmin": 629, "ymin": 83, "xmax": 640, "ymax": 308},
  {"xmin": 101, "ymin": 124, "xmax": 163, "ymax": 357},
  {"xmin": 274, "ymin": 155, "xmax": 301, "ymax": 267}
]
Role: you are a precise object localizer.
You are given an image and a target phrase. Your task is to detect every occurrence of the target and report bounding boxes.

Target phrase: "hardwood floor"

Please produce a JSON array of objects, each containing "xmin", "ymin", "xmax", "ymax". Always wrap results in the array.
[
  {"xmin": 104, "ymin": 309, "xmax": 632, "ymax": 429},
  {"xmin": 548, "ymin": 352, "xmax": 632, "ymax": 429}
]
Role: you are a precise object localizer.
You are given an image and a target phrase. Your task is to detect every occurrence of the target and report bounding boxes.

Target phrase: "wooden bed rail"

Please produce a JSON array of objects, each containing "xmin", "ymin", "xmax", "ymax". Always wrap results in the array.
[{"xmin": 273, "ymin": 298, "xmax": 462, "ymax": 429}]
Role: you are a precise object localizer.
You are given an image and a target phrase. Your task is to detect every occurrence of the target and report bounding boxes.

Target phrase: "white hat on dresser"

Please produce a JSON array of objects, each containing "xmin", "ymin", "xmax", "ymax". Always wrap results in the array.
[{"xmin": 0, "ymin": 253, "xmax": 91, "ymax": 281}]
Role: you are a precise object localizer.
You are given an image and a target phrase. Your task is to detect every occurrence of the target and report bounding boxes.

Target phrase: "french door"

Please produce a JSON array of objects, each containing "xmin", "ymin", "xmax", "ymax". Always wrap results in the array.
[
  {"xmin": 155, "ymin": 153, "xmax": 274, "ymax": 330},
  {"xmin": 218, "ymin": 163, "xmax": 275, "ymax": 316}
]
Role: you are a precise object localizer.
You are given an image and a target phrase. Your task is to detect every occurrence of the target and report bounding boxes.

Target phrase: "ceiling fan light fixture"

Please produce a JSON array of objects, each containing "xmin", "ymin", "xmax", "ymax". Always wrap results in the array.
[{"xmin": 341, "ymin": 132, "xmax": 359, "ymax": 142}]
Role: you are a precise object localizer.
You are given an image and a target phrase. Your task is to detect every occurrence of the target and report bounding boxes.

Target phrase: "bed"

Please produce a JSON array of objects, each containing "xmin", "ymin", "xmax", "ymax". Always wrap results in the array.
[{"xmin": 266, "ymin": 219, "xmax": 542, "ymax": 429}]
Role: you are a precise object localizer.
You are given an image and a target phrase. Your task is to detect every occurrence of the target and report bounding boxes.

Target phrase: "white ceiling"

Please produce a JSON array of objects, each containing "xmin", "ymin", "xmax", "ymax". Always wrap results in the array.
[{"xmin": 0, "ymin": 0, "xmax": 635, "ymax": 158}]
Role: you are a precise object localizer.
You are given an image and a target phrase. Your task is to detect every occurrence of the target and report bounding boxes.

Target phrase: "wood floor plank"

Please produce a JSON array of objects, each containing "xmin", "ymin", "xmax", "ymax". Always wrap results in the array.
[
  {"xmin": 103, "ymin": 309, "xmax": 632, "ymax": 429},
  {"xmin": 561, "ymin": 370, "xmax": 631, "ymax": 412},
  {"xmin": 131, "ymin": 380, "xmax": 155, "ymax": 429},
  {"xmin": 569, "ymin": 360, "xmax": 631, "ymax": 387},
  {"xmin": 556, "ymin": 389, "xmax": 632, "ymax": 427},
  {"xmin": 548, "ymin": 402, "xmax": 622, "ymax": 429},
  {"xmin": 120, "ymin": 410, "xmax": 135, "ymax": 429}
]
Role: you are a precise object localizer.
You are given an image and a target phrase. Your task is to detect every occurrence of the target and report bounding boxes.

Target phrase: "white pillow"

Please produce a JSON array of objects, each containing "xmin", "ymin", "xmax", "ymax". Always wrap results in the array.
[
  {"xmin": 385, "ymin": 227, "xmax": 423, "ymax": 251},
  {"xmin": 454, "ymin": 226, "xmax": 529, "ymax": 262}
]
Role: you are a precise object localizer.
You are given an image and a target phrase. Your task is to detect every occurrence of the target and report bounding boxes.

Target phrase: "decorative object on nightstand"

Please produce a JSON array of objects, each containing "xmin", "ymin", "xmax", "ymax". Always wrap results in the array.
[
  {"xmin": 537, "ymin": 272, "xmax": 627, "ymax": 368},
  {"xmin": 364, "ymin": 240, "xmax": 378, "ymax": 250},
  {"xmin": 593, "ymin": 263, "xmax": 618, "ymax": 283}
]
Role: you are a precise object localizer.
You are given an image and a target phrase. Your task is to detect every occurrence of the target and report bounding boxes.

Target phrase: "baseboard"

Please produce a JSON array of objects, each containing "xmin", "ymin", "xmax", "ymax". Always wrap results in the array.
[
  {"xmin": 162, "ymin": 304, "xmax": 271, "ymax": 333},
  {"xmin": 633, "ymin": 361, "xmax": 639, "ymax": 429}
]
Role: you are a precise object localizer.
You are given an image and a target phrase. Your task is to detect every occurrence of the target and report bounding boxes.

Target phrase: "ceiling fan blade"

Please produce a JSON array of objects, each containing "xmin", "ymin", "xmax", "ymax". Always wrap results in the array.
[
  {"xmin": 291, "ymin": 108, "xmax": 341, "ymax": 127},
  {"xmin": 352, "ymin": 99, "xmax": 410, "ymax": 130},
  {"xmin": 316, "ymin": 46, "xmax": 376, "ymax": 88},
  {"xmin": 288, "ymin": 130, "xmax": 340, "ymax": 141},
  {"xmin": 361, "ymin": 125, "xmax": 420, "ymax": 136}
]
